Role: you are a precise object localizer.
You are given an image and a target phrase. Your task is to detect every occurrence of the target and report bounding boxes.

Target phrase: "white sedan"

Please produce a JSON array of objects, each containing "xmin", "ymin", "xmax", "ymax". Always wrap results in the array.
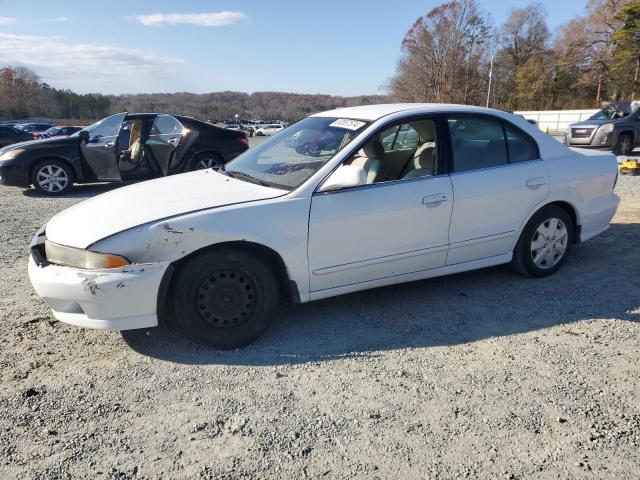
[
  {"xmin": 256, "ymin": 124, "xmax": 284, "ymax": 136},
  {"xmin": 28, "ymin": 104, "xmax": 620, "ymax": 348}
]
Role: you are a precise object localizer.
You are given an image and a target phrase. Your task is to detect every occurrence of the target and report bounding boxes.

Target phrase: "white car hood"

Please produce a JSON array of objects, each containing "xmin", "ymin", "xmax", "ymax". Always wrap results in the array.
[{"xmin": 45, "ymin": 170, "xmax": 287, "ymax": 249}]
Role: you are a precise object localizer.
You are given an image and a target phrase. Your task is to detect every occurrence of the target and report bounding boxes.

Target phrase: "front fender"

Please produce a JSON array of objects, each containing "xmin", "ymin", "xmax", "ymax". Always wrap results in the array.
[{"xmin": 90, "ymin": 196, "xmax": 312, "ymax": 302}]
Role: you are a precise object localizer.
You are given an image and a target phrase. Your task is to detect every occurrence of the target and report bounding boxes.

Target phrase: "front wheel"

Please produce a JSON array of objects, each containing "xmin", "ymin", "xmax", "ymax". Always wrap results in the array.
[
  {"xmin": 191, "ymin": 153, "xmax": 225, "ymax": 172},
  {"xmin": 31, "ymin": 160, "xmax": 74, "ymax": 195},
  {"xmin": 171, "ymin": 249, "xmax": 279, "ymax": 349},
  {"xmin": 511, "ymin": 205, "xmax": 574, "ymax": 277},
  {"xmin": 614, "ymin": 133, "xmax": 633, "ymax": 156}
]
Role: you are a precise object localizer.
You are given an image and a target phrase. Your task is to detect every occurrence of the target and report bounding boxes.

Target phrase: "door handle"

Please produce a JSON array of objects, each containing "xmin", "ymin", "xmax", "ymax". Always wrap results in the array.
[
  {"xmin": 168, "ymin": 138, "xmax": 180, "ymax": 145},
  {"xmin": 526, "ymin": 178, "xmax": 546, "ymax": 189},
  {"xmin": 104, "ymin": 141, "xmax": 115, "ymax": 148},
  {"xmin": 422, "ymin": 193, "xmax": 448, "ymax": 205}
]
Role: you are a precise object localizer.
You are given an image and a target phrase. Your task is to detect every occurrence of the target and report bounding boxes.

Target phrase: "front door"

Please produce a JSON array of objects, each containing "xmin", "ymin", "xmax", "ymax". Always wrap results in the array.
[
  {"xmin": 445, "ymin": 115, "xmax": 549, "ymax": 265},
  {"xmin": 308, "ymin": 116, "xmax": 453, "ymax": 292},
  {"xmin": 80, "ymin": 112, "xmax": 126, "ymax": 181},
  {"xmin": 146, "ymin": 115, "xmax": 185, "ymax": 176}
]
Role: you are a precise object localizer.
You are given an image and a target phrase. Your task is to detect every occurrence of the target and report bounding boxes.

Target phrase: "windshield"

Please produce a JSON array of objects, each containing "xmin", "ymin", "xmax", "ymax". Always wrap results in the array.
[
  {"xmin": 44, "ymin": 127, "xmax": 60, "ymax": 135},
  {"xmin": 589, "ymin": 107, "xmax": 630, "ymax": 120},
  {"xmin": 225, "ymin": 117, "xmax": 368, "ymax": 190}
]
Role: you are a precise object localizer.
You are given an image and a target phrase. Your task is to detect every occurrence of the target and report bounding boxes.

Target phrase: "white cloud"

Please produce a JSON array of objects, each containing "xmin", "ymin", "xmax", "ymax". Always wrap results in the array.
[
  {"xmin": 0, "ymin": 17, "xmax": 16, "ymax": 26},
  {"xmin": 41, "ymin": 17, "xmax": 69, "ymax": 23},
  {"xmin": 0, "ymin": 33, "xmax": 181, "ymax": 92},
  {"xmin": 133, "ymin": 11, "xmax": 248, "ymax": 27}
]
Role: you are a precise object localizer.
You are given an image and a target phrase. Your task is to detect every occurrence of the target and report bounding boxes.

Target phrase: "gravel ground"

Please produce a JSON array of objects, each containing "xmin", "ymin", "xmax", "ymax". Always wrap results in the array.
[{"xmin": 0, "ymin": 154, "xmax": 639, "ymax": 479}]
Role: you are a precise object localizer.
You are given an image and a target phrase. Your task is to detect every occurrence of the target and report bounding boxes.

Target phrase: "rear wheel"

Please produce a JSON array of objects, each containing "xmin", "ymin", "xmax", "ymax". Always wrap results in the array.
[
  {"xmin": 192, "ymin": 153, "xmax": 224, "ymax": 172},
  {"xmin": 615, "ymin": 133, "xmax": 633, "ymax": 156},
  {"xmin": 511, "ymin": 205, "xmax": 574, "ymax": 277},
  {"xmin": 171, "ymin": 249, "xmax": 279, "ymax": 349},
  {"xmin": 31, "ymin": 159, "xmax": 74, "ymax": 195}
]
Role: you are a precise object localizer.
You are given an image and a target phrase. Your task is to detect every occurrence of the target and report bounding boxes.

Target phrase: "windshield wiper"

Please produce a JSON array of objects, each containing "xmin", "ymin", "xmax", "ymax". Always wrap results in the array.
[{"xmin": 225, "ymin": 170, "xmax": 273, "ymax": 187}]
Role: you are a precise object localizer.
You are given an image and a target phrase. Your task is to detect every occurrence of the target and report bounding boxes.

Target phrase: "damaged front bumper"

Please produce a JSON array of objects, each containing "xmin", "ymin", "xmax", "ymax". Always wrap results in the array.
[{"xmin": 28, "ymin": 246, "xmax": 169, "ymax": 331}]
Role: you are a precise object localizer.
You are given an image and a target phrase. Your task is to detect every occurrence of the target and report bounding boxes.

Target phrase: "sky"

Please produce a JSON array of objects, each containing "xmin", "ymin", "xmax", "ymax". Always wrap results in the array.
[{"xmin": 0, "ymin": 0, "xmax": 588, "ymax": 97}]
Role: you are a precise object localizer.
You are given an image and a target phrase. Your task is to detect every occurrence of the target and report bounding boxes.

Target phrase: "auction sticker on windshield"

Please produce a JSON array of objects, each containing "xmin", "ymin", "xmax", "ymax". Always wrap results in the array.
[{"xmin": 329, "ymin": 119, "xmax": 367, "ymax": 131}]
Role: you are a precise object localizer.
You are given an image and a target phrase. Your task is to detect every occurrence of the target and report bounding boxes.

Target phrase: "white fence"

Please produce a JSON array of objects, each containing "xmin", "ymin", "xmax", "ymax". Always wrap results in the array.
[{"xmin": 515, "ymin": 109, "xmax": 599, "ymax": 134}]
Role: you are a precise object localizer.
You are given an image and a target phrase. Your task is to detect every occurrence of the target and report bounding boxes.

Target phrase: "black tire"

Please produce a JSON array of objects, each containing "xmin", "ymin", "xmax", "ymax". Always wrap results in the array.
[
  {"xmin": 510, "ymin": 205, "xmax": 574, "ymax": 278},
  {"xmin": 171, "ymin": 249, "xmax": 279, "ymax": 349},
  {"xmin": 31, "ymin": 159, "xmax": 74, "ymax": 196},
  {"xmin": 190, "ymin": 152, "xmax": 225, "ymax": 172},
  {"xmin": 614, "ymin": 133, "xmax": 633, "ymax": 156}
]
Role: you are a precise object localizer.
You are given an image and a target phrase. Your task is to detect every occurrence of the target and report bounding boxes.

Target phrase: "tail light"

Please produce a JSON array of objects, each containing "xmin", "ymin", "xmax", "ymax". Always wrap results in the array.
[{"xmin": 238, "ymin": 135, "xmax": 249, "ymax": 148}]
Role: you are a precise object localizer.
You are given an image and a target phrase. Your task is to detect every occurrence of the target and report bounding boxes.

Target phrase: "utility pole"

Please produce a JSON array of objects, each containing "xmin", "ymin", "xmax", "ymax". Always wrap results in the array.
[
  {"xmin": 486, "ymin": 55, "xmax": 494, "ymax": 108},
  {"xmin": 633, "ymin": 56, "xmax": 639, "ymax": 100}
]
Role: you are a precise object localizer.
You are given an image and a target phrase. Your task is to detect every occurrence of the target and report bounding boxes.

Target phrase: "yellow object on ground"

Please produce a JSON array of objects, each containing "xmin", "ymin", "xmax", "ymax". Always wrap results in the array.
[{"xmin": 619, "ymin": 159, "xmax": 640, "ymax": 176}]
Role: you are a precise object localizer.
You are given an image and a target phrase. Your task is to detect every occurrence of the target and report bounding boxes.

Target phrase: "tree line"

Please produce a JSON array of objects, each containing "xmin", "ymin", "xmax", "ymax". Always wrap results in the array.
[
  {"xmin": 0, "ymin": 66, "xmax": 388, "ymax": 123},
  {"xmin": 390, "ymin": 0, "xmax": 640, "ymax": 110},
  {"xmin": 0, "ymin": 67, "xmax": 111, "ymax": 122}
]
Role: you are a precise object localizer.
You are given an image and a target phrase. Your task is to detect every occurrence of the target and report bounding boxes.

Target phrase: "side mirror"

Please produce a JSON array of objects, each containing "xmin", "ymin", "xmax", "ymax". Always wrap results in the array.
[
  {"xmin": 318, "ymin": 164, "xmax": 367, "ymax": 192},
  {"xmin": 78, "ymin": 130, "xmax": 89, "ymax": 142}
]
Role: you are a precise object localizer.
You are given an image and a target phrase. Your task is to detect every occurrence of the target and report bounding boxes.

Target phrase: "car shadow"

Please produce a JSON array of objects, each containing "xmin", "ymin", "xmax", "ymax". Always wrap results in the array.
[
  {"xmin": 22, "ymin": 182, "xmax": 138, "ymax": 199},
  {"xmin": 122, "ymin": 223, "xmax": 640, "ymax": 366}
]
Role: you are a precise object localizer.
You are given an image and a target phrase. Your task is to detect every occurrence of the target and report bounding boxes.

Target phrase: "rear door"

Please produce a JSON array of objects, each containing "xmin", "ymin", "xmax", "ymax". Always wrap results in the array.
[
  {"xmin": 80, "ymin": 112, "xmax": 126, "ymax": 181},
  {"xmin": 446, "ymin": 115, "xmax": 549, "ymax": 265},
  {"xmin": 146, "ymin": 115, "xmax": 185, "ymax": 176}
]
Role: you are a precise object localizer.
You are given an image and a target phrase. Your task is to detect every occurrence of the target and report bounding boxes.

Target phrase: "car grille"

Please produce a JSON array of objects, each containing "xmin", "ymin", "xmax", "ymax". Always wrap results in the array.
[{"xmin": 571, "ymin": 127, "xmax": 594, "ymax": 138}]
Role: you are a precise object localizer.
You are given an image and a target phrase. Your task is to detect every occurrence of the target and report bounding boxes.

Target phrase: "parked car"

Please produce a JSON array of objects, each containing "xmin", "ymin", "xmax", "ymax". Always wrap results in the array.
[
  {"xmin": 0, "ymin": 112, "xmax": 249, "ymax": 195},
  {"xmin": 14, "ymin": 123, "xmax": 55, "ymax": 140},
  {"xmin": 223, "ymin": 124, "xmax": 243, "ymax": 132},
  {"xmin": 27, "ymin": 104, "xmax": 619, "ymax": 349},
  {"xmin": 0, "ymin": 124, "xmax": 34, "ymax": 147},
  {"xmin": 256, "ymin": 124, "xmax": 284, "ymax": 136},
  {"xmin": 13, "ymin": 122, "xmax": 55, "ymax": 133},
  {"xmin": 566, "ymin": 101, "xmax": 640, "ymax": 155},
  {"xmin": 39, "ymin": 126, "xmax": 83, "ymax": 139}
]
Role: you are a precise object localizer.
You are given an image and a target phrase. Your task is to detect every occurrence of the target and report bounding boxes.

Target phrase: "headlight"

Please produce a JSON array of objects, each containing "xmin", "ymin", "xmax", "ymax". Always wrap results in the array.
[
  {"xmin": 599, "ymin": 123, "xmax": 614, "ymax": 134},
  {"xmin": 45, "ymin": 240, "xmax": 130, "ymax": 269},
  {"xmin": 0, "ymin": 148, "xmax": 25, "ymax": 161}
]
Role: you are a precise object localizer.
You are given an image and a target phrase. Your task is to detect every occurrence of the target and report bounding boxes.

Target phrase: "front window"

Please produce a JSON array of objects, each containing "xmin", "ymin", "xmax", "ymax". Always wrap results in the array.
[
  {"xmin": 225, "ymin": 117, "xmax": 368, "ymax": 190},
  {"xmin": 71, "ymin": 121, "xmax": 100, "ymax": 137},
  {"xmin": 88, "ymin": 114, "xmax": 124, "ymax": 143}
]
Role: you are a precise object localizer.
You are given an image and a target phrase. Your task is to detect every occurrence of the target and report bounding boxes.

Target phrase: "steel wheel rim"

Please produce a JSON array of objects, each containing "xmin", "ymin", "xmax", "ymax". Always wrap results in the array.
[
  {"xmin": 197, "ymin": 158, "xmax": 222, "ymax": 171},
  {"xmin": 530, "ymin": 217, "xmax": 568, "ymax": 269},
  {"xmin": 196, "ymin": 270, "xmax": 256, "ymax": 328},
  {"xmin": 36, "ymin": 165, "xmax": 69, "ymax": 193}
]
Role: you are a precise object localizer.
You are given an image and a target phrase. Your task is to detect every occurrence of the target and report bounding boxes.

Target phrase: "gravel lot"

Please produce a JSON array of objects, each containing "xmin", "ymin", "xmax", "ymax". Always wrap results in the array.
[{"xmin": 0, "ymin": 150, "xmax": 639, "ymax": 479}]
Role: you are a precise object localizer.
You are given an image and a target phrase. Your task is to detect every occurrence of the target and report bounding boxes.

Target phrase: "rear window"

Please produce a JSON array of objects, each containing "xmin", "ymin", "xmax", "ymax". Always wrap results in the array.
[{"xmin": 505, "ymin": 126, "xmax": 539, "ymax": 163}]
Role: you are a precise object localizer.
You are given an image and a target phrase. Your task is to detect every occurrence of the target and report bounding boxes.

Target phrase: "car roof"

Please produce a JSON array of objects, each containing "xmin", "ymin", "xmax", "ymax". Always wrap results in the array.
[
  {"xmin": 312, "ymin": 103, "xmax": 516, "ymax": 121},
  {"xmin": 313, "ymin": 103, "xmax": 572, "ymax": 159}
]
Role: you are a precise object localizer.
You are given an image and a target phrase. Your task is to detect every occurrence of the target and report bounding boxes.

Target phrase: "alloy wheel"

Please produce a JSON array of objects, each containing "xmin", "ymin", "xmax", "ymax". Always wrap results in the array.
[
  {"xmin": 530, "ymin": 217, "xmax": 568, "ymax": 269},
  {"xmin": 620, "ymin": 136, "xmax": 633, "ymax": 155},
  {"xmin": 197, "ymin": 157, "xmax": 223, "ymax": 171},
  {"xmin": 36, "ymin": 165, "xmax": 69, "ymax": 193}
]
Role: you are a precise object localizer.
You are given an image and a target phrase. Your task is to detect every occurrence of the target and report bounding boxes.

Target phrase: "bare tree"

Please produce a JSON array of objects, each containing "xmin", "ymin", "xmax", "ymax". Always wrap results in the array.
[{"xmin": 390, "ymin": 0, "xmax": 491, "ymax": 105}]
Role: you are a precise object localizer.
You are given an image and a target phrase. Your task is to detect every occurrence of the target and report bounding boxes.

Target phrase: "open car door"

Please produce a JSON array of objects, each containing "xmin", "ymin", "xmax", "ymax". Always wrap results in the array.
[
  {"xmin": 80, "ymin": 112, "xmax": 126, "ymax": 181},
  {"xmin": 146, "ymin": 115, "xmax": 185, "ymax": 176}
]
